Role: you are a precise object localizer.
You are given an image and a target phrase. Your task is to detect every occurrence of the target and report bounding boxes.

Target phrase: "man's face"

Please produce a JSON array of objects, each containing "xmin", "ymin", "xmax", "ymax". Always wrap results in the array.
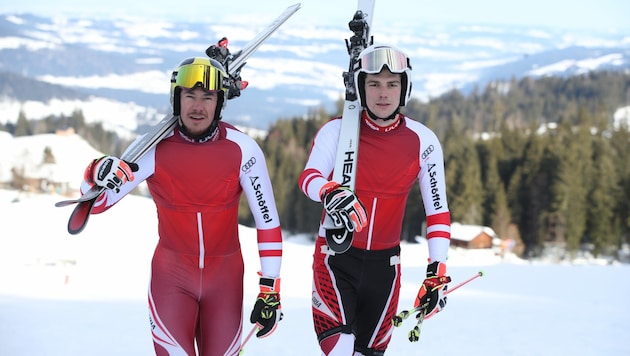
[
  {"xmin": 365, "ymin": 69, "xmax": 402, "ymax": 126},
  {"xmin": 364, "ymin": 69, "xmax": 402, "ymax": 125},
  {"xmin": 179, "ymin": 87, "xmax": 219, "ymax": 136}
]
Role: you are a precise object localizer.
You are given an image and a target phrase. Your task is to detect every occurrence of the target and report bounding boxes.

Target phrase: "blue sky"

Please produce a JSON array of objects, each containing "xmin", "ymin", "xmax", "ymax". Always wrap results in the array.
[{"xmin": 1, "ymin": 0, "xmax": 628, "ymax": 32}]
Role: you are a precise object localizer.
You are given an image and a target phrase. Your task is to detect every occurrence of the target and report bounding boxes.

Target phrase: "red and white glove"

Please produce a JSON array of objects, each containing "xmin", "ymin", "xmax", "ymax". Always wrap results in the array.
[
  {"xmin": 250, "ymin": 276, "xmax": 283, "ymax": 338},
  {"xmin": 414, "ymin": 261, "xmax": 451, "ymax": 318},
  {"xmin": 84, "ymin": 156, "xmax": 137, "ymax": 193},
  {"xmin": 319, "ymin": 181, "xmax": 368, "ymax": 232}
]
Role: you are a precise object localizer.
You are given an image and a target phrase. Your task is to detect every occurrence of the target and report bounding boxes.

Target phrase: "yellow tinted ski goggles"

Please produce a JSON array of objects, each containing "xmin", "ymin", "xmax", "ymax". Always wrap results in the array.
[{"xmin": 175, "ymin": 63, "xmax": 225, "ymax": 92}]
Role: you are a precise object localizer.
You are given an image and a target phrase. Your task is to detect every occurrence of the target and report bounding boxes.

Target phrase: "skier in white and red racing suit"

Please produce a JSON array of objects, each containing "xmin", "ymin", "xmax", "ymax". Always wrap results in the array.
[
  {"xmin": 298, "ymin": 45, "xmax": 452, "ymax": 355},
  {"xmin": 80, "ymin": 57, "xmax": 283, "ymax": 356}
]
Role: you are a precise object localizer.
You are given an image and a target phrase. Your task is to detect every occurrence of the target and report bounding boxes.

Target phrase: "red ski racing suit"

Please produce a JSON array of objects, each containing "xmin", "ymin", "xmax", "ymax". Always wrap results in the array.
[{"xmin": 81, "ymin": 122, "xmax": 282, "ymax": 355}]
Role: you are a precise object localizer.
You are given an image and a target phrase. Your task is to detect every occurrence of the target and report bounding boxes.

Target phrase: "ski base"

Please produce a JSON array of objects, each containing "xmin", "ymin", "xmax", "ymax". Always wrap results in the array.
[
  {"xmin": 324, "ymin": 0, "xmax": 374, "ymax": 253},
  {"xmin": 67, "ymin": 197, "xmax": 98, "ymax": 235},
  {"xmin": 325, "ymin": 227, "xmax": 353, "ymax": 253}
]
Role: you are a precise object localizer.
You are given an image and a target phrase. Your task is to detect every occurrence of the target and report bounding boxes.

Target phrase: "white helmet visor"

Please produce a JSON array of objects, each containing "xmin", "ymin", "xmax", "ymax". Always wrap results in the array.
[{"xmin": 359, "ymin": 47, "xmax": 410, "ymax": 74}]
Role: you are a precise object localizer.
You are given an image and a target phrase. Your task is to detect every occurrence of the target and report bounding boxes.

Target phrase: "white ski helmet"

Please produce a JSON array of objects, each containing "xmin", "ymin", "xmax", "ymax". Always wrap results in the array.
[
  {"xmin": 354, "ymin": 44, "xmax": 412, "ymax": 107},
  {"xmin": 170, "ymin": 57, "xmax": 228, "ymax": 120}
]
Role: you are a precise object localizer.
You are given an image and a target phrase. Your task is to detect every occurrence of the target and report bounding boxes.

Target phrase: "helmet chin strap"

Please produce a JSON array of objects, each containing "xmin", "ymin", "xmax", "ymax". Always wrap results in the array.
[{"xmin": 366, "ymin": 107, "xmax": 400, "ymax": 121}]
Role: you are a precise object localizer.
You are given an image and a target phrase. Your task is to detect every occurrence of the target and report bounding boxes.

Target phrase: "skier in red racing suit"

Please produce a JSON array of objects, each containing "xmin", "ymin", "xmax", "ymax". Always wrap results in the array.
[
  {"xmin": 298, "ymin": 45, "xmax": 452, "ymax": 355},
  {"xmin": 80, "ymin": 57, "xmax": 283, "ymax": 355}
]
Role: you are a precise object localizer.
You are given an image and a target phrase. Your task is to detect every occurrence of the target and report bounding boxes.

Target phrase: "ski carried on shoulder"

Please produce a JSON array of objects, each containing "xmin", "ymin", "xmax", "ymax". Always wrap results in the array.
[
  {"xmin": 324, "ymin": 0, "xmax": 375, "ymax": 253},
  {"xmin": 55, "ymin": 3, "xmax": 302, "ymax": 235}
]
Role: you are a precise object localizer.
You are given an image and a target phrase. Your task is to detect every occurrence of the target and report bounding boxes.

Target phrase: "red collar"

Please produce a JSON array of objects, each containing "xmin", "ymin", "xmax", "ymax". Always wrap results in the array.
[{"xmin": 362, "ymin": 111, "xmax": 402, "ymax": 133}]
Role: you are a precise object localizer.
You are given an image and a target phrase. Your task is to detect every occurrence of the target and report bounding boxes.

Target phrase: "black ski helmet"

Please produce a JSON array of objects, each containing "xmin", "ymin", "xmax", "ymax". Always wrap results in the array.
[
  {"xmin": 170, "ymin": 57, "xmax": 228, "ymax": 120},
  {"xmin": 355, "ymin": 44, "xmax": 413, "ymax": 107}
]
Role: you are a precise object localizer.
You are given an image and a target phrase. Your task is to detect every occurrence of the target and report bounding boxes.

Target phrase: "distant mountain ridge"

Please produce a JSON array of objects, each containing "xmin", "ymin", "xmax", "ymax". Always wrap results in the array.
[
  {"xmin": 0, "ymin": 71, "xmax": 90, "ymax": 102},
  {"xmin": 1, "ymin": 12, "xmax": 629, "ymax": 131}
]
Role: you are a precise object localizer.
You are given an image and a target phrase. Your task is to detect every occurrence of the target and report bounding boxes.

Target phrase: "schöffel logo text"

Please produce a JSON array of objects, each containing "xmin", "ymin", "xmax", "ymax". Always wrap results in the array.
[
  {"xmin": 428, "ymin": 163, "xmax": 443, "ymax": 210},
  {"xmin": 249, "ymin": 176, "xmax": 273, "ymax": 223},
  {"xmin": 241, "ymin": 157, "xmax": 256, "ymax": 172}
]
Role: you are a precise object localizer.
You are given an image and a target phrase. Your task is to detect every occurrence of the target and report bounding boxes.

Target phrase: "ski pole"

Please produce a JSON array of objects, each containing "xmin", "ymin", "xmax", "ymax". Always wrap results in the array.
[
  {"xmin": 442, "ymin": 270, "xmax": 484, "ymax": 296},
  {"xmin": 392, "ymin": 270, "xmax": 484, "ymax": 341},
  {"xmin": 238, "ymin": 325, "xmax": 258, "ymax": 355}
]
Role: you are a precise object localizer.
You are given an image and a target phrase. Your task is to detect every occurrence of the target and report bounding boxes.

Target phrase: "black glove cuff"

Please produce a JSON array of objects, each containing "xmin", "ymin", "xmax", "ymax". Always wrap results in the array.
[
  {"xmin": 259, "ymin": 276, "xmax": 280, "ymax": 293},
  {"xmin": 260, "ymin": 277, "xmax": 275, "ymax": 289},
  {"xmin": 426, "ymin": 261, "xmax": 445, "ymax": 277}
]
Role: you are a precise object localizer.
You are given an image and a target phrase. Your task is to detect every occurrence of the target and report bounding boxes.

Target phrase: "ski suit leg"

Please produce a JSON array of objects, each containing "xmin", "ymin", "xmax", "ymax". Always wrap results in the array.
[
  {"xmin": 149, "ymin": 247, "xmax": 200, "ymax": 355},
  {"xmin": 148, "ymin": 246, "xmax": 244, "ymax": 356},
  {"xmin": 353, "ymin": 245, "xmax": 401, "ymax": 353},
  {"xmin": 312, "ymin": 238, "xmax": 400, "ymax": 355},
  {"xmin": 196, "ymin": 248, "xmax": 244, "ymax": 356}
]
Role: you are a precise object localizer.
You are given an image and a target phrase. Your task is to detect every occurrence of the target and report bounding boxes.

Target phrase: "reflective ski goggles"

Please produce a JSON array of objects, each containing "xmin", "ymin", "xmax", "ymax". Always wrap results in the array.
[
  {"xmin": 174, "ymin": 63, "xmax": 226, "ymax": 91},
  {"xmin": 359, "ymin": 47, "xmax": 411, "ymax": 74}
]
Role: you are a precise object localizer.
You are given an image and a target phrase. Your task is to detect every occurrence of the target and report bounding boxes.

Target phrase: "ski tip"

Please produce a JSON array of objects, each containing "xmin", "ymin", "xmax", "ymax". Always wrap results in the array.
[
  {"xmin": 55, "ymin": 199, "xmax": 79, "ymax": 208},
  {"xmin": 478, "ymin": 270, "xmax": 485, "ymax": 277},
  {"xmin": 68, "ymin": 217, "xmax": 88, "ymax": 235},
  {"xmin": 67, "ymin": 199, "xmax": 96, "ymax": 235}
]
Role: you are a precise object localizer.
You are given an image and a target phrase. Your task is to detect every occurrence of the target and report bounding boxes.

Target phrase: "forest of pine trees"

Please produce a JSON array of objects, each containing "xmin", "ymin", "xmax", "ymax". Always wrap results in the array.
[{"xmin": 3, "ymin": 71, "xmax": 629, "ymax": 258}]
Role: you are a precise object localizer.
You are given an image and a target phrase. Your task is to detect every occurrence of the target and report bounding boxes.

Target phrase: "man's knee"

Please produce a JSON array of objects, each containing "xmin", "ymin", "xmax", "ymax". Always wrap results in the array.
[{"xmin": 318, "ymin": 326, "xmax": 354, "ymax": 355}]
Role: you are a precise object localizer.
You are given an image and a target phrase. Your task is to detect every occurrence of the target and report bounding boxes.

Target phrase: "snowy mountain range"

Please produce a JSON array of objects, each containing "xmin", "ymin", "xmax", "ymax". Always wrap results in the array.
[{"xmin": 1, "ymin": 12, "xmax": 629, "ymax": 132}]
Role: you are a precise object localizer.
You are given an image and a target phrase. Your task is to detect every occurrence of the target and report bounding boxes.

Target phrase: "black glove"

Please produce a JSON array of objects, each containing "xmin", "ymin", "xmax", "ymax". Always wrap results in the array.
[
  {"xmin": 320, "ymin": 182, "xmax": 368, "ymax": 232},
  {"xmin": 83, "ymin": 156, "xmax": 138, "ymax": 193},
  {"xmin": 249, "ymin": 276, "xmax": 283, "ymax": 338},
  {"xmin": 414, "ymin": 261, "xmax": 451, "ymax": 318}
]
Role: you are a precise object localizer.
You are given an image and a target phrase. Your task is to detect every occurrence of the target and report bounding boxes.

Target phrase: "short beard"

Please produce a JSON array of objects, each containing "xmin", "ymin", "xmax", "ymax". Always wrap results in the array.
[{"xmin": 178, "ymin": 118, "xmax": 219, "ymax": 143}]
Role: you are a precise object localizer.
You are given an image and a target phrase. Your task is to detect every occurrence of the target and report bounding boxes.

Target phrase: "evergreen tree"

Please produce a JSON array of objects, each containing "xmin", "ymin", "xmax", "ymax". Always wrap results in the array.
[
  {"xmin": 610, "ymin": 124, "xmax": 630, "ymax": 244},
  {"xmin": 549, "ymin": 114, "xmax": 590, "ymax": 252},
  {"xmin": 506, "ymin": 122, "xmax": 548, "ymax": 256},
  {"xmin": 42, "ymin": 146, "xmax": 56, "ymax": 164},
  {"xmin": 443, "ymin": 113, "xmax": 483, "ymax": 224},
  {"xmin": 478, "ymin": 139, "xmax": 511, "ymax": 238},
  {"xmin": 71, "ymin": 109, "xmax": 86, "ymax": 132},
  {"xmin": 14, "ymin": 110, "xmax": 31, "ymax": 136},
  {"xmin": 32, "ymin": 117, "xmax": 49, "ymax": 134},
  {"xmin": 586, "ymin": 136, "xmax": 619, "ymax": 255}
]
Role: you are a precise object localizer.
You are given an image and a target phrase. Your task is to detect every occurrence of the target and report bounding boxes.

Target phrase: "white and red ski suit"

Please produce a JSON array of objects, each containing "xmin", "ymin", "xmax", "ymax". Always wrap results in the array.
[{"xmin": 298, "ymin": 111, "xmax": 450, "ymax": 354}]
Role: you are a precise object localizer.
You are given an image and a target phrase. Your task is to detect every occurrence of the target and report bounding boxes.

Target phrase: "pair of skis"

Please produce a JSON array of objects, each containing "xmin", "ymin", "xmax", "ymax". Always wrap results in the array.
[
  {"xmin": 324, "ymin": 0, "xmax": 375, "ymax": 253},
  {"xmin": 55, "ymin": 3, "xmax": 302, "ymax": 235}
]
